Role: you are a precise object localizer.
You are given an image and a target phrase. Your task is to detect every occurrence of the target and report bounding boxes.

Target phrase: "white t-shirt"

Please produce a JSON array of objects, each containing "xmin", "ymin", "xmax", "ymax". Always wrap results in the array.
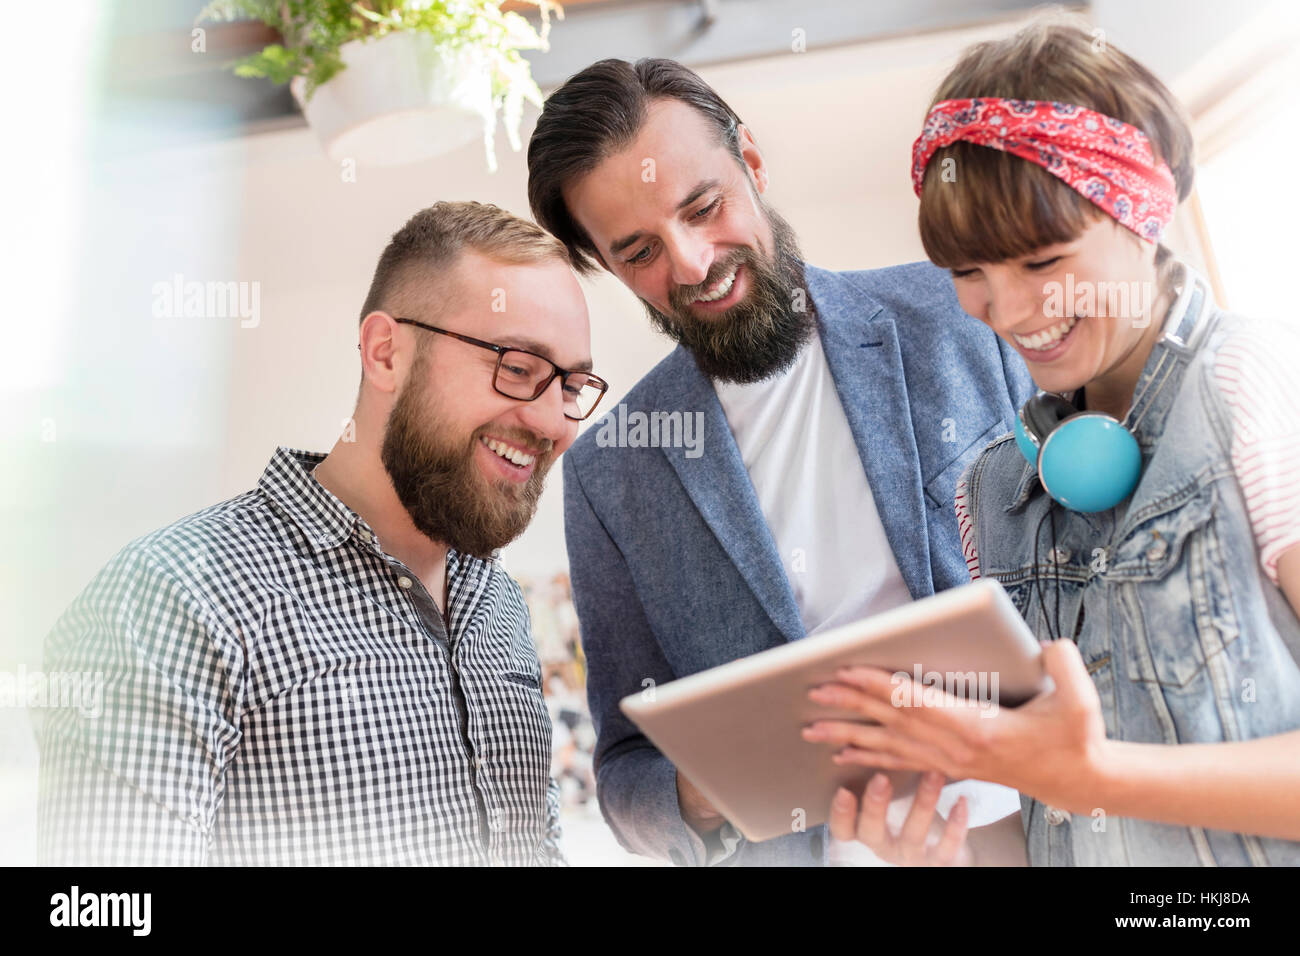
[{"xmin": 714, "ymin": 334, "xmax": 1020, "ymax": 866}]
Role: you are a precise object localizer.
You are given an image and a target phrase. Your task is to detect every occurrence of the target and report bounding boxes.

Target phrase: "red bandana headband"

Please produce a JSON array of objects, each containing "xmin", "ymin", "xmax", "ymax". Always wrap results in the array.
[{"xmin": 911, "ymin": 98, "xmax": 1177, "ymax": 242}]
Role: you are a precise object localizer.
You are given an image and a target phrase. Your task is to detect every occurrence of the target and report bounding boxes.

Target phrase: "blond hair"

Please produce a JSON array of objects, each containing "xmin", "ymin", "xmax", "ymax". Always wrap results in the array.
[{"xmin": 360, "ymin": 201, "xmax": 569, "ymax": 324}]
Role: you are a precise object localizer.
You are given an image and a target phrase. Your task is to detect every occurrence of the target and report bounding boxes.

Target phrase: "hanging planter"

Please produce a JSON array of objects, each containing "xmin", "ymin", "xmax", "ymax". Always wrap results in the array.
[
  {"xmin": 198, "ymin": 1, "xmax": 562, "ymax": 170},
  {"xmin": 289, "ymin": 31, "xmax": 495, "ymax": 166}
]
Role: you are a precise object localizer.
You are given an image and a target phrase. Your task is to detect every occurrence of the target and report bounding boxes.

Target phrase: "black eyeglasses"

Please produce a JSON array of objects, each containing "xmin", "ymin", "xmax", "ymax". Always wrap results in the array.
[{"xmin": 389, "ymin": 317, "xmax": 609, "ymax": 421}]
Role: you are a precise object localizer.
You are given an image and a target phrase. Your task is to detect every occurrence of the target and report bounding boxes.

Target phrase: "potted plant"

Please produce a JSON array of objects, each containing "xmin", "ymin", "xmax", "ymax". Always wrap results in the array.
[{"xmin": 198, "ymin": 1, "xmax": 562, "ymax": 169}]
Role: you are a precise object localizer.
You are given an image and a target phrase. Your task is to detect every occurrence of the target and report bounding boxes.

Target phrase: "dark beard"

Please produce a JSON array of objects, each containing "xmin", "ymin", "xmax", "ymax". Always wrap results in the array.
[
  {"xmin": 380, "ymin": 350, "xmax": 553, "ymax": 558},
  {"xmin": 641, "ymin": 199, "xmax": 814, "ymax": 384}
]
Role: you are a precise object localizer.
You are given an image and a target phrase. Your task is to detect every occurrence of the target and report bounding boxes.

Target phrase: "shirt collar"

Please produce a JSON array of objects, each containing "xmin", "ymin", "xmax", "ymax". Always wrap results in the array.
[
  {"xmin": 256, "ymin": 446, "xmax": 504, "ymax": 574},
  {"xmin": 258, "ymin": 446, "xmax": 369, "ymax": 555}
]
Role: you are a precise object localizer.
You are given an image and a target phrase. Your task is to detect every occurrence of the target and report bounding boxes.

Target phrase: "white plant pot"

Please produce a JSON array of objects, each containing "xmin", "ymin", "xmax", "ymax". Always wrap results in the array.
[{"xmin": 291, "ymin": 31, "xmax": 495, "ymax": 167}]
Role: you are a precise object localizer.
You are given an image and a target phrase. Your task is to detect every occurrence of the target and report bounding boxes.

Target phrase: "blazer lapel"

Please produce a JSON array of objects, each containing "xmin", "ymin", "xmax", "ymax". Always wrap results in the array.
[
  {"xmin": 654, "ymin": 348, "xmax": 805, "ymax": 644},
  {"xmin": 806, "ymin": 265, "xmax": 934, "ymax": 600}
]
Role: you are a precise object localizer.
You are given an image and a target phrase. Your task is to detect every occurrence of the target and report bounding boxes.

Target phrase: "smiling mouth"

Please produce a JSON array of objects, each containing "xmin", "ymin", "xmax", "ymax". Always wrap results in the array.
[
  {"xmin": 480, "ymin": 436, "xmax": 536, "ymax": 468},
  {"xmin": 693, "ymin": 266, "xmax": 738, "ymax": 303},
  {"xmin": 1014, "ymin": 314, "xmax": 1080, "ymax": 351}
]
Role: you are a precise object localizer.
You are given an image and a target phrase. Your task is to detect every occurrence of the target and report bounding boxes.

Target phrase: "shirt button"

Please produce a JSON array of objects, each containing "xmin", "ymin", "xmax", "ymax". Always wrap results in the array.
[
  {"xmin": 1045, "ymin": 805, "xmax": 1069, "ymax": 826},
  {"xmin": 397, "ymin": 576, "xmax": 413, "ymax": 589},
  {"xmin": 358, "ymin": 529, "xmax": 372, "ymax": 543},
  {"xmin": 474, "ymin": 757, "xmax": 485, "ymax": 770}
]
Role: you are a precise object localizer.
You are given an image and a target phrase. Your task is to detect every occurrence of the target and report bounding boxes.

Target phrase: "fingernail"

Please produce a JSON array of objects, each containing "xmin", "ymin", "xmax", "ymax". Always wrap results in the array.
[
  {"xmin": 834, "ymin": 787, "xmax": 853, "ymax": 806},
  {"xmin": 867, "ymin": 774, "xmax": 888, "ymax": 797}
]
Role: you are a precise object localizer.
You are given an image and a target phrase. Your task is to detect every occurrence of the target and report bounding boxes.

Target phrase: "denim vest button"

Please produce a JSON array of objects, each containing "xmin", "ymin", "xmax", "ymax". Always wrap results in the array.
[
  {"xmin": 1045, "ymin": 805, "xmax": 1069, "ymax": 826},
  {"xmin": 1051, "ymin": 547, "xmax": 1071, "ymax": 564},
  {"xmin": 1146, "ymin": 537, "xmax": 1168, "ymax": 561}
]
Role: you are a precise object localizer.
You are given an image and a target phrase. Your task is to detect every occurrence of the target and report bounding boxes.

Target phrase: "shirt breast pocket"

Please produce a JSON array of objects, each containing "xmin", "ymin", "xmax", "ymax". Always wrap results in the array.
[
  {"xmin": 505, "ymin": 615, "xmax": 545, "ymax": 685},
  {"xmin": 500, "ymin": 670, "xmax": 543, "ymax": 690},
  {"xmin": 1107, "ymin": 484, "xmax": 1236, "ymax": 690},
  {"xmin": 923, "ymin": 420, "xmax": 1009, "ymax": 512}
]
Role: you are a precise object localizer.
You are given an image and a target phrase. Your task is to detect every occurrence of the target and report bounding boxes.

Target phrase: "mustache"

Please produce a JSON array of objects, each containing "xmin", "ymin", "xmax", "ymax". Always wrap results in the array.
[
  {"xmin": 668, "ymin": 251, "xmax": 748, "ymax": 312},
  {"xmin": 472, "ymin": 424, "xmax": 555, "ymax": 457},
  {"xmin": 638, "ymin": 196, "xmax": 813, "ymax": 385}
]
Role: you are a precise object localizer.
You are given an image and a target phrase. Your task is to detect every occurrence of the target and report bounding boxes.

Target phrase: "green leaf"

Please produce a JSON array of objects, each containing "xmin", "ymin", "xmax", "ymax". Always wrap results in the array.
[{"xmin": 209, "ymin": 0, "xmax": 564, "ymax": 165}]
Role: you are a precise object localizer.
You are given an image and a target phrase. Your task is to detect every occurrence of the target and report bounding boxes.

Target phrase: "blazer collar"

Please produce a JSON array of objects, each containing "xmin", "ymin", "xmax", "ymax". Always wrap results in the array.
[
  {"xmin": 651, "ymin": 263, "xmax": 936, "ymax": 644},
  {"xmin": 806, "ymin": 265, "xmax": 934, "ymax": 601},
  {"xmin": 653, "ymin": 348, "xmax": 805, "ymax": 645}
]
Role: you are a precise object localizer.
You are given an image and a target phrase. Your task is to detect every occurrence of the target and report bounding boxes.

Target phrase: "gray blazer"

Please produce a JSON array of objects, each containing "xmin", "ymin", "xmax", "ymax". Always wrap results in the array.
[{"xmin": 562, "ymin": 260, "xmax": 1034, "ymax": 865}]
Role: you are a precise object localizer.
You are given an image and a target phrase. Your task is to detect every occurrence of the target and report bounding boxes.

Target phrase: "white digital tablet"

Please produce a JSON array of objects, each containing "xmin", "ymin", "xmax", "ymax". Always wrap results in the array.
[{"xmin": 619, "ymin": 579, "xmax": 1045, "ymax": 843}]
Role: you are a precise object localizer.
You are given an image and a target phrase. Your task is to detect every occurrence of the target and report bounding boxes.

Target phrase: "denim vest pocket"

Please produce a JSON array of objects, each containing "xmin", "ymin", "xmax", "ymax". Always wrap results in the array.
[
  {"xmin": 1087, "ymin": 651, "xmax": 1118, "ymax": 738},
  {"xmin": 1107, "ymin": 483, "xmax": 1215, "ymax": 583},
  {"xmin": 999, "ymin": 580, "xmax": 1034, "ymax": 619},
  {"xmin": 1110, "ymin": 484, "xmax": 1238, "ymax": 689}
]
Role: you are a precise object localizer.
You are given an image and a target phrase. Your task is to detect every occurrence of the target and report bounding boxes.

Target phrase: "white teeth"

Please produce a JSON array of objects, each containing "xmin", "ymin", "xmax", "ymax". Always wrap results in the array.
[
  {"xmin": 482, "ymin": 437, "xmax": 535, "ymax": 467},
  {"xmin": 695, "ymin": 268, "xmax": 737, "ymax": 303},
  {"xmin": 1014, "ymin": 315, "xmax": 1080, "ymax": 351}
]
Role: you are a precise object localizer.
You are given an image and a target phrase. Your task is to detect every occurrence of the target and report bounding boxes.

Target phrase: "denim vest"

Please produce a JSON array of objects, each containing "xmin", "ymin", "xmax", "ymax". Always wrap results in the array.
[{"xmin": 964, "ymin": 275, "xmax": 1300, "ymax": 866}]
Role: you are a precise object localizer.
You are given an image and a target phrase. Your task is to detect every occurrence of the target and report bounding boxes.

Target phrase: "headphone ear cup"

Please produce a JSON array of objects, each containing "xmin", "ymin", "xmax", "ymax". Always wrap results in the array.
[
  {"xmin": 1038, "ymin": 415, "xmax": 1141, "ymax": 512},
  {"xmin": 1015, "ymin": 393, "xmax": 1079, "ymax": 465}
]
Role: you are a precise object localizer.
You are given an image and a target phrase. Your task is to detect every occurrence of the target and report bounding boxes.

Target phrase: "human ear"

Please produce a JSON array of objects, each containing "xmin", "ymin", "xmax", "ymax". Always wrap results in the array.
[
  {"xmin": 358, "ymin": 311, "xmax": 403, "ymax": 395},
  {"xmin": 736, "ymin": 123, "xmax": 769, "ymax": 194}
]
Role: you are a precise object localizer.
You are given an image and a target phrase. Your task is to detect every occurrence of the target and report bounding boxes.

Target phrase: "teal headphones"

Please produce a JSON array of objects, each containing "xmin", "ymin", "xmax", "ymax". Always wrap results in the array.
[{"xmin": 1013, "ymin": 264, "xmax": 1210, "ymax": 513}]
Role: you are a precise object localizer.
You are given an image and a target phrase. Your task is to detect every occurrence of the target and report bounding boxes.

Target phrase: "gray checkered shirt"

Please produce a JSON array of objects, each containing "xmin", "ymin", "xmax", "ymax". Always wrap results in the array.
[{"xmin": 36, "ymin": 446, "xmax": 564, "ymax": 865}]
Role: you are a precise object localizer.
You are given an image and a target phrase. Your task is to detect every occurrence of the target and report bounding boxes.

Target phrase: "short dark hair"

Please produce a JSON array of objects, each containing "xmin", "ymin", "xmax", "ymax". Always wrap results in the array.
[
  {"xmin": 527, "ymin": 58, "xmax": 746, "ymax": 275},
  {"xmin": 918, "ymin": 12, "xmax": 1195, "ymax": 277}
]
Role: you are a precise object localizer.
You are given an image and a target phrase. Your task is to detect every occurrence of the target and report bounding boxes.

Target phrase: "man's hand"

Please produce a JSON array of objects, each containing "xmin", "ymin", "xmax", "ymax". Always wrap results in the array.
[
  {"xmin": 829, "ymin": 770, "xmax": 974, "ymax": 866},
  {"xmin": 677, "ymin": 770, "xmax": 726, "ymax": 833}
]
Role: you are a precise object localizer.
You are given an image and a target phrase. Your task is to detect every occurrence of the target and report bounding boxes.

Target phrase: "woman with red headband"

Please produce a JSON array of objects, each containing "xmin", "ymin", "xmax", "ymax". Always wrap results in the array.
[{"xmin": 803, "ymin": 17, "xmax": 1300, "ymax": 866}]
